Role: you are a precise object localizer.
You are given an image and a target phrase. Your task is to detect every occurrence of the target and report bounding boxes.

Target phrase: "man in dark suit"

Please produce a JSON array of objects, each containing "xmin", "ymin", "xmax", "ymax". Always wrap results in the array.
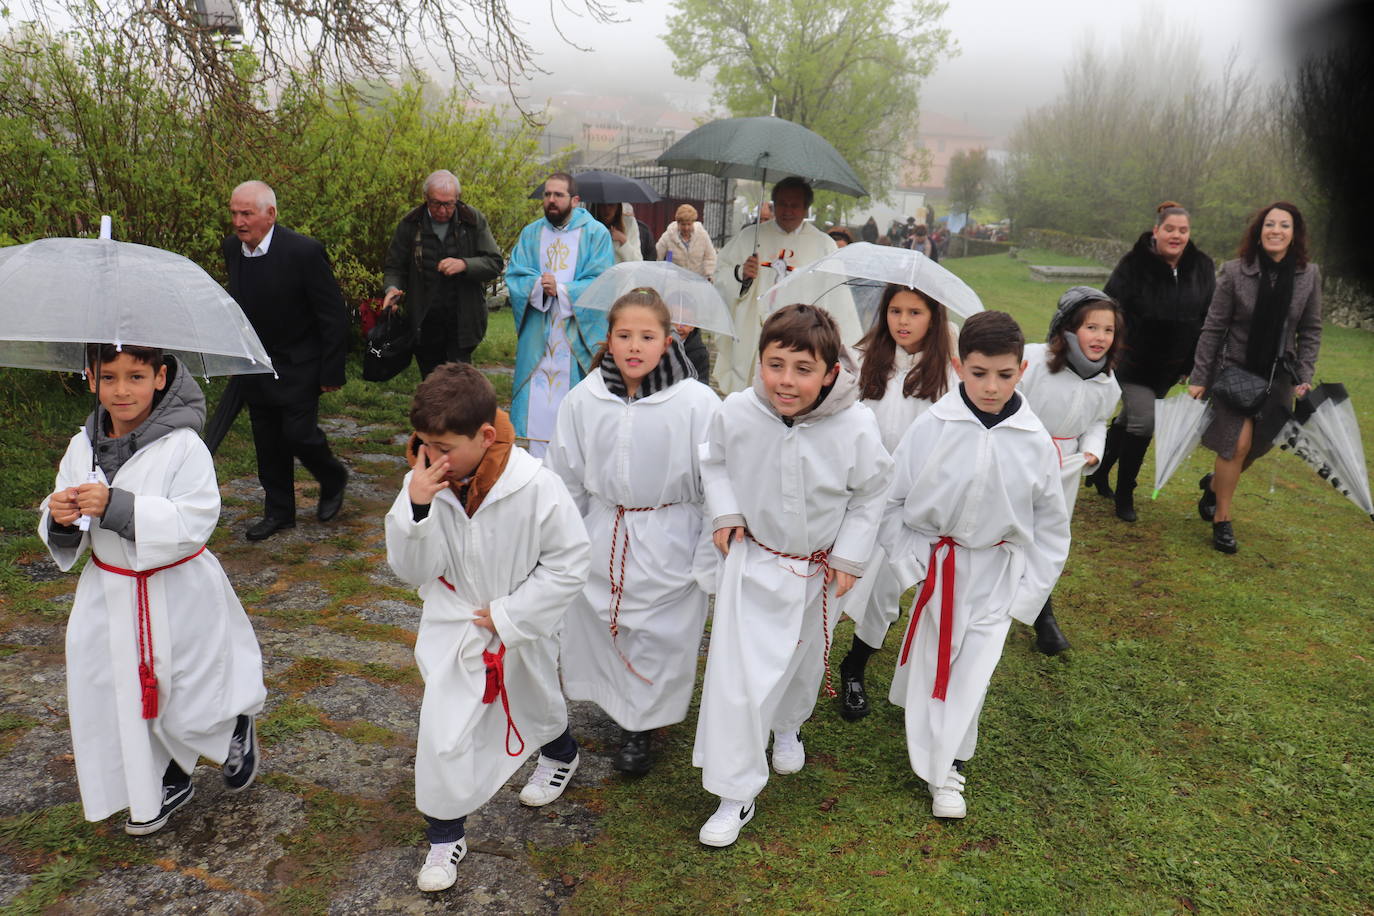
[{"xmin": 223, "ymin": 180, "xmax": 349, "ymax": 541}]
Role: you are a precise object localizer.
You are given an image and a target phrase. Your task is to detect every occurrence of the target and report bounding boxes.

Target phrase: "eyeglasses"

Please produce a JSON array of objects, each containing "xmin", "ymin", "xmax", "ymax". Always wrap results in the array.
[{"xmin": 427, "ymin": 199, "xmax": 458, "ymax": 210}]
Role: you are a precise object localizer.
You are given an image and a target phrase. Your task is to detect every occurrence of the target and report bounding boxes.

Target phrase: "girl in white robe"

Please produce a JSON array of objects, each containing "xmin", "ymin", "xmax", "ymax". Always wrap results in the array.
[
  {"xmin": 693, "ymin": 304, "xmax": 892, "ymax": 847},
  {"xmin": 1017, "ymin": 287, "xmax": 1124, "ymax": 654},
  {"xmin": 545, "ymin": 289, "xmax": 720, "ymax": 775},
  {"xmin": 40, "ymin": 351, "xmax": 265, "ymax": 833},
  {"xmin": 880, "ymin": 312, "xmax": 1071, "ymax": 819},
  {"xmin": 835, "ymin": 284, "xmax": 959, "ymax": 722}
]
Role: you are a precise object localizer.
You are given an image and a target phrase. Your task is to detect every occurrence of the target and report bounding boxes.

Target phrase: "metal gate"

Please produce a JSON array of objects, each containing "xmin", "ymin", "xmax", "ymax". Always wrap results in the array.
[{"xmin": 577, "ymin": 165, "xmax": 734, "ymax": 248}]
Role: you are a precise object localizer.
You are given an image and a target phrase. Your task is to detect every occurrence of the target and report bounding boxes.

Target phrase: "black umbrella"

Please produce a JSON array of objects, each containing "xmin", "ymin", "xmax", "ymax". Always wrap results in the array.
[{"xmin": 529, "ymin": 170, "xmax": 660, "ymax": 204}]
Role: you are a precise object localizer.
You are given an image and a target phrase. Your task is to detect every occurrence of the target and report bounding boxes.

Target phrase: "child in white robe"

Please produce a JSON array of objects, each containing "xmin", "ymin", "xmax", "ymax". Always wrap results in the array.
[
  {"xmin": 385, "ymin": 364, "xmax": 590, "ymax": 893},
  {"xmin": 40, "ymin": 344, "xmax": 266, "ymax": 836},
  {"xmin": 881, "ymin": 312, "xmax": 1071, "ymax": 819},
  {"xmin": 1018, "ymin": 287, "xmax": 1124, "ymax": 654},
  {"xmin": 545, "ymin": 289, "xmax": 720, "ymax": 775},
  {"xmin": 835, "ymin": 283, "xmax": 959, "ymax": 722},
  {"xmin": 694, "ymin": 304, "xmax": 892, "ymax": 847}
]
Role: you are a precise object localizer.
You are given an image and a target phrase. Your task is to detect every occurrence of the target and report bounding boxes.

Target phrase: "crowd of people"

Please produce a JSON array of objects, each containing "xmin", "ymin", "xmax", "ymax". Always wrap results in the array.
[{"xmin": 36, "ymin": 173, "xmax": 1323, "ymax": 896}]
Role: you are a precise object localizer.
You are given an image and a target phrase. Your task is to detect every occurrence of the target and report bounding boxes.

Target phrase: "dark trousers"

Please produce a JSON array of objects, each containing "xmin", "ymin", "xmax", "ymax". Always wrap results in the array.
[
  {"xmin": 414, "ymin": 343, "xmax": 475, "ymax": 381},
  {"xmin": 248, "ymin": 397, "xmax": 346, "ymax": 521},
  {"xmin": 414, "ymin": 304, "xmax": 477, "ymax": 380}
]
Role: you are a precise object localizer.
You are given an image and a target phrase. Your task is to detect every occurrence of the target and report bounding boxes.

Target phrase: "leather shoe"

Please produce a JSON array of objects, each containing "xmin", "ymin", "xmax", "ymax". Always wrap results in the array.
[
  {"xmin": 1033, "ymin": 600, "xmax": 1071, "ymax": 655},
  {"xmin": 317, "ymin": 471, "xmax": 348, "ymax": 522},
  {"xmin": 838, "ymin": 666, "xmax": 870, "ymax": 721},
  {"xmin": 246, "ymin": 516, "xmax": 295, "ymax": 541},
  {"xmin": 1114, "ymin": 491, "xmax": 1137, "ymax": 523},
  {"xmin": 1212, "ymin": 520, "xmax": 1238, "ymax": 554},
  {"xmin": 1197, "ymin": 473, "xmax": 1217, "ymax": 522},
  {"xmin": 612, "ymin": 730, "xmax": 652, "ymax": 775},
  {"xmin": 1085, "ymin": 468, "xmax": 1114, "ymax": 499}
]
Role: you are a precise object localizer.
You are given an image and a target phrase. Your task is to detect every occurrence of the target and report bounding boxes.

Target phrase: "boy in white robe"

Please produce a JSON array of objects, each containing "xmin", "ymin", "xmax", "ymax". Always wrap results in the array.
[
  {"xmin": 881, "ymin": 312, "xmax": 1071, "ymax": 819},
  {"xmin": 41, "ymin": 344, "xmax": 266, "ymax": 836},
  {"xmin": 694, "ymin": 304, "xmax": 892, "ymax": 847},
  {"xmin": 385, "ymin": 363, "xmax": 590, "ymax": 893}
]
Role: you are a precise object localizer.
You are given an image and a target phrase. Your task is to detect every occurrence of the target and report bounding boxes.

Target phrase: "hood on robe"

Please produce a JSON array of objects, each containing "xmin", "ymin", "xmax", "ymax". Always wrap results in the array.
[
  {"xmin": 750, "ymin": 347, "xmax": 861, "ymax": 425},
  {"xmin": 84, "ymin": 355, "xmax": 206, "ymax": 482}
]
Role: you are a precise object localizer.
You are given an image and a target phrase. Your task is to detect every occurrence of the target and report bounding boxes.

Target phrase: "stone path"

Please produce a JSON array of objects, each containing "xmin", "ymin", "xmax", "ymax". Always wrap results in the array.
[{"xmin": 0, "ymin": 411, "xmax": 624, "ymax": 913}]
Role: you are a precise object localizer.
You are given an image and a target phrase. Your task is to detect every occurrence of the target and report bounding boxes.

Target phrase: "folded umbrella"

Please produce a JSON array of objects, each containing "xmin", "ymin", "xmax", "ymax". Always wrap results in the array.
[
  {"xmin": 1152, "ymin": 393, "xmax": 1212, "ymax": 499},
  {"xmin": 1275, "ymin": 382, "xmax": 1374, "ymax": 521}
]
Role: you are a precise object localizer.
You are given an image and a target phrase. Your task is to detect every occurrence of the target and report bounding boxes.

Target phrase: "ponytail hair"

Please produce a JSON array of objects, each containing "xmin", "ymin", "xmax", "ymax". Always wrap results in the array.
[{"xmin": 856, "ymin": 284, "xmax": 952, "ymax": 402}]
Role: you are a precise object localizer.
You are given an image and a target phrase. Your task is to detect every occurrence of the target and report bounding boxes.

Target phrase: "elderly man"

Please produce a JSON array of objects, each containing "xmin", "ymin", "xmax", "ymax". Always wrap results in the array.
[
  {"xmin": 382, "ymin": 170, "xmax": 504, "ymax": 378},
  {"xmin": 221, "ymin": 181, "xmax": 350, "ymax": 540},
  {"xmin": 504, "ymin": 172, "xmax": 614, "ymax": 457},
  {"xmin": 711, "ymin": 176, "xmax": 862, "ymax": 393}
]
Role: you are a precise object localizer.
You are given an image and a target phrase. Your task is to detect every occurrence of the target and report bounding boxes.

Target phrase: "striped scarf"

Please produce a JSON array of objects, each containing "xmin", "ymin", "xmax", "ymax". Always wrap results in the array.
[{"xmin": 600, "ymin": 335, "xmax": 697, "ymax": 402}]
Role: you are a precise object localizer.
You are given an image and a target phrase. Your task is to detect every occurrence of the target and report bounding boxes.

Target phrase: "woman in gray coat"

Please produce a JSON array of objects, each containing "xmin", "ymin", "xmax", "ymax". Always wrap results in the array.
[{"xmin": 1188, "ymin": 201, "xmax": 1322, "ymax": 553}]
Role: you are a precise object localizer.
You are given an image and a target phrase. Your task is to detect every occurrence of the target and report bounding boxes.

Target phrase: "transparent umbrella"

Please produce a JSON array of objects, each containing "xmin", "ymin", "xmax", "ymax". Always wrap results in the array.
[
  {"xmin": 762, "ymin": 242, "xmax": 984, "ymax": 331},
  {"xmin": 1152, "ymin": 393, "xmax": 1212, "ymax": 499},
  {"xmin": 1275, "ymin": 382, "xmax": 1374, "ymax": 521},
  {"xmin": 574, "ymin": 261, "xmax": 737, "ymax": 338}
]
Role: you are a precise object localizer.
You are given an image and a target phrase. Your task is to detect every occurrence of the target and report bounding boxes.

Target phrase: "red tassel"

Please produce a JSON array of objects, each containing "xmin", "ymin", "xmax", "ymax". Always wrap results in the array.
[
  {"xmin": 481, "ymin": 648, "xmax": 503, "ymax": 704},
  {"xmin": 139, "ymin": 663, "xmax": 158, "ymax": 719}
]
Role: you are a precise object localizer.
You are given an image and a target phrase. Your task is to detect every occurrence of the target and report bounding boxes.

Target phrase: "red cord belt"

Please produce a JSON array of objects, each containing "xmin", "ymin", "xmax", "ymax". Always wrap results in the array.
[
  {"xmin": 438, "ymin": 575, "xmax": 525, "ymax": 757},
  {"xmin": 897, "ymin": 536, "xmax": 1004, "ymax": 702},
  {"xmin": 608, "ymin": 502, "xmax": 679, "ymax": 685},
  {"xmin": 745, "ymin": 534, "xmax": 838, "ymax": 699},
  {"xmin": 90, "ymin": 546, "xmax": 206, "ymax": 719}
]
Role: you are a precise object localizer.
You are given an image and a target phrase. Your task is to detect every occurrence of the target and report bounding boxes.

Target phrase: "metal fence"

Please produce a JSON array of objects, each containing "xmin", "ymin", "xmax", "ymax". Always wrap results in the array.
[{"xmin": 575, "ymin": 164, "xmax": 734, "ymax": 247}]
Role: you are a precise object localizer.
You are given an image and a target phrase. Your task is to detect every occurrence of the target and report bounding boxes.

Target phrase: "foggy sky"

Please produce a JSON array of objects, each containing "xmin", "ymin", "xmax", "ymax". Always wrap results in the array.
[{"xmin": 504, "ymin": 0, "xmax": 1294, "ymax": 139}]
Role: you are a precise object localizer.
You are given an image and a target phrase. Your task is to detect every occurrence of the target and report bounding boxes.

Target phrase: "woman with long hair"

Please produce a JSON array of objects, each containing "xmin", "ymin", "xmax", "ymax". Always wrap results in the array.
[{"xmin": 1188, "ymin": 202, "xmax": 1323, "ymax": 553}]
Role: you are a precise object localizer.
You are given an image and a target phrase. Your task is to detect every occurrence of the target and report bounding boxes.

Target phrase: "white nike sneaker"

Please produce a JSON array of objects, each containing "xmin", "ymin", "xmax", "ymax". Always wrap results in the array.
[
  {"xmin": 698, "ymin": 797, "xmax": 756, "ymax": 847},
  {"xmin": 771, "ymin": 730, "xmax": 805, "ymax": 775}
]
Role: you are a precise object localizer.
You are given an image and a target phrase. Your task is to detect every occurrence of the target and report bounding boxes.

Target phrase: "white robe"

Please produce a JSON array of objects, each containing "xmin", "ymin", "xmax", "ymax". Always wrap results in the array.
[
  {"xmin": 693, "ymin": 388, "xmax": 891, "ymax": 800},
  {"xmin": 842, "ymin": 347, "xmax": 959, "ymax": 648},
  {"xmin": 880, "ymin": 390, "xmax": 1070, "ymax": 790},
  {"xmin": 711, "ymin": 221, "xmax": 862, "ymax": 393},
  {"xmin": 545, "ymin": 373, "xmax": 720, "ymax": 731},
  {"xmin": 1018, "ymin": 343, "xmax": 1121, "ymax": 516},
  {"xmin": 385, "ymin": 447, "xmax": 590, "ymax": 819},
  {"xmin": 40, "ymin": 428, "xmax": 265, "ymax": 824}
]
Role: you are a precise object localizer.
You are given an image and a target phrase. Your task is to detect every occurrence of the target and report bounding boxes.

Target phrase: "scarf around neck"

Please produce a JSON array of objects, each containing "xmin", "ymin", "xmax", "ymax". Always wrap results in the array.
[
  {"xmin": 1061, "ymin": 330, "xmax": 1109, "ymax": 379},
  {"xmin": 600, "ymin": 335, "xmax": 696, "ymax": 403},
  {"xmin": 1248, "ymin": 253, "xmax": 1295, "ymax": 377}
]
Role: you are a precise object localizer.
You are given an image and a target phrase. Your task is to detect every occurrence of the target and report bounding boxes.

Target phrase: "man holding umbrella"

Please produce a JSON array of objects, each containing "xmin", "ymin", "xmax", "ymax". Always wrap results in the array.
[
  {"xmin": 712, "ymin": 177, "xmax": 862, "ymax": 393},
  {"xmin": 221, "ymin": 180, "xmax": 351, "ymax": 541}
]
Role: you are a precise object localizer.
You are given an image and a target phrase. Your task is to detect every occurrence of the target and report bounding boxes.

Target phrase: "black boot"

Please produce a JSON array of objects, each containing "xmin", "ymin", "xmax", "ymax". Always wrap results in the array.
[
  {"xmin": 837, "ymin": 638, "xmax": 875, "ymax": 721},
  {"xmin": 613, "ymin": 729, "xmax": 653, "ymax": 775},
  {"xmin": 1033, "ymin": 598, "xmax": 1070, "ymax": 655},
  {"xmin": 1212, "ymin": 521, "xmax": 1238, "ymax": 554},
  {"xmin": 1113, "ymin": 431, "xmax": 1151, "ymax": 523},
  {"xmin": 1086, "ymin": 424, "xmax": 1122, "ymax": 499},
  {"xmin": 1197, "ymin": 473, "xmax": 1217, "ymax": 522}
]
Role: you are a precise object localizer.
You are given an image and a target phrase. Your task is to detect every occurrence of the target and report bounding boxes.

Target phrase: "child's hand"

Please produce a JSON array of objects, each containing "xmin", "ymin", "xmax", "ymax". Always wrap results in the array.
[
  {"xmin": 408, "ymin": 444, "xmax": 450, "ymax": 505},
  {"xmin": 472, "ymin": 606, "xmax": 495, "ymax": 632},
  {"xmin": 48, "ymin": 487, "xmax": 81, "ymax": 526},
  {"xmin": 826, "ymin": 568, "xmax": 857, "ymax": 598},
  {"xmin": 75, "ymin": 482, "xmax": 109, "ymax": 518},
  {"xmin": 1083, "ymin": 452, "xmax": 1099, "ymax": 467},
  {"xmin": 713, "ymin": 525, "xmax": 745, "ymax": 556}
]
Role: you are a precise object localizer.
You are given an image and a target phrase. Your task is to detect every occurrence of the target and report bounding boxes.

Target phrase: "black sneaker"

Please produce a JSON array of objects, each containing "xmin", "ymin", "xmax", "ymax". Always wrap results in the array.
[
  {"xmin": 125, "ymin": 780, "xmax": 194, "ymax": 836},
  {"xmin": 223, "ymin": 714, "xmax": 258, "ymax": 792}
]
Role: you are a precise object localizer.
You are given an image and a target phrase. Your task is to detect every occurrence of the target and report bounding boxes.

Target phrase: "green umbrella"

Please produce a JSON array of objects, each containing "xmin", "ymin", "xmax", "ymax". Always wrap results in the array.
[{"xmin": 656, "ymin": 116, "xmax": 867, "ymax": 197}]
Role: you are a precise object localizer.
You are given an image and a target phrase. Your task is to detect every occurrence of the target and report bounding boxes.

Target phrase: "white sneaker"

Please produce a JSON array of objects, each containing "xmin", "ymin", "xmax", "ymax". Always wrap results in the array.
[
  {"xmin": 698, "ymin": 797, "xmax": 756, "ymax": 847},
  {"xmin": 931, "ymin": 766, "xmax": 967, "ymax": 819},
  {"xmin": 518, "ymin": 754, "xmax": 579, "ymax": 807},
  {"xmin": 771, "ymin": 731, "xmax": 805, "ymax": 775},
  {"xmin": 417, "ymin": 838, "xmax": 467, "ymax": 892}
]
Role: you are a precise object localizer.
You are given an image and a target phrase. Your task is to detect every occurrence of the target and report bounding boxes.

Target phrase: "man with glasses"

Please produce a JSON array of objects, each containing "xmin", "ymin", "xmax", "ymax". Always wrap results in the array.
[
  {"xmin": 504, "ymin": 171, "xmax": 613, "ymax": 457},
  {"xmin": 382, "ymin": 169, "xmax": 505, "ymax": 378}
]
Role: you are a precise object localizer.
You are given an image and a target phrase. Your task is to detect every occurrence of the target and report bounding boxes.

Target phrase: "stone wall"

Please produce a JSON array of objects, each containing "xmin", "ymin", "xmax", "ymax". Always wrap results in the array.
[
  {"xmin": 1018, "ymin": 227, "xmax": 1374, "ymax": 330},
  {"xmin": 943, "ymin": 235, "xmax": 1014, "ymax": 258}
]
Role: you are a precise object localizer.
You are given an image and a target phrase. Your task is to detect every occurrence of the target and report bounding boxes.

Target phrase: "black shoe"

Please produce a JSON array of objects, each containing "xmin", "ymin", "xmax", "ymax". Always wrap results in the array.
[
  {"xmin": 1197, "ymin": 473, "xmax": 1217, "ymax": 522},
  {"xmin": 1085, "ymin": 467, "xmax": 1114, "ymax": 499},
  {"xmin": 125, "ymin": 780, "xmax": 194, "ymax": 836},
  {"xmin": 223, "ymin": 714, "xmax": 258, "ymax": 792},
  {"xmin": 317, "ymin": 471, "xmax": 348, "ymax": 522},
  {"xmin": 1212, "ymin": 521, "xmax": 1238, "ymax": 554},
  {"xmin": 838, "ymin": 667, "xmax": 870, "ymax": 721},
  {"xmin": 612, "ymin": 730, "xmax": 652, "ymax": 775},
  {"xmin": 1033, "ymin": 603, "xmax": 1071, "ymax": 656},
  {"xmin": 1114, "ymin": 491, "xmax": 1138, "ymax": 523},
  {"xmin": 246, "ymin": 516, "xmax": 295, "ymax": 541}
]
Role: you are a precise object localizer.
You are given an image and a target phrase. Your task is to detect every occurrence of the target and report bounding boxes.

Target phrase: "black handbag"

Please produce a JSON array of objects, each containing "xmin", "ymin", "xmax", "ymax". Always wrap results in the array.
[
  {"xmin": 362, "ymin": 308, "xmax": 413, "ymax": 382},
  {"xmin": 1211, "ymin": 365, "xmax": 1271, "ymax": 414}
]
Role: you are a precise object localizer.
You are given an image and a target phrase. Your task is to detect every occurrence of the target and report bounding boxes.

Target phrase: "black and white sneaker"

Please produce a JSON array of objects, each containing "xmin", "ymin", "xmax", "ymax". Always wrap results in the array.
[
  {"xmin": 417, "ymin": 838, "xmax": 468, "ymax": 892},
  {"xmin": 223, "ymin": 714, "xmax": 258, "ymax": 793},
  {"xmin": 518, "ymin": 754, "xmax": 579, "ymax": 807},
  {"xmin": 124, "ymin": 780, "xmax": 195, "ymax": 836},
  {"xmin": 698, "ymin": 797, "xmax": 756, "ymax": 847}
]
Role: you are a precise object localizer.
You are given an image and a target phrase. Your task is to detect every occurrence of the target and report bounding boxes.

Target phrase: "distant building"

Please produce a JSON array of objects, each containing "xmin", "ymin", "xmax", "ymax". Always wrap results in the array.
[{"xmin": 902, "ymin": 112, "xmax": 997, "ymax": 191}]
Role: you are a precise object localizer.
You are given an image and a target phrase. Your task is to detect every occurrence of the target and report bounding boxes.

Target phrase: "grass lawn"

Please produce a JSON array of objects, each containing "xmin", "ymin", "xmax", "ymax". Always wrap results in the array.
[{"xmin": 2, "ymin": 255, "xmax": 1371, "ymax": 912}]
